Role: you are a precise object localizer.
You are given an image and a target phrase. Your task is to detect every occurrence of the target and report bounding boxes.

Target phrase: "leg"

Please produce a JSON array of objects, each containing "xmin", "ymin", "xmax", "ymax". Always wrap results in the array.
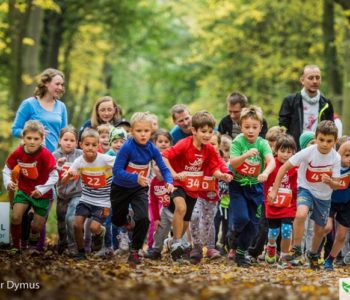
[
  {"xmin": 190, "ymin": 199, "xmax": 202, "ymax": 247},
  {"xmin": 74, "ymin": 216, "xmax": 86, "ymax": 250},
  {"xmin": 292, "ymin": 205, "xmax": 309, "ymax": 246},
  {"xmin": 172, "ymin": 197, "xmax": 187, "ymax": 240},
  {"xmin": 56, "ymin": 197, "xmax": 69, "ymax": 252}
]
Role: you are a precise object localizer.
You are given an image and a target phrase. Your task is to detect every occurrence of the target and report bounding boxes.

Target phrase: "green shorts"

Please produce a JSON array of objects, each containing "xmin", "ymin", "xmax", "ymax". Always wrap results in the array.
[{"xmin": 14, "ymin": 190, "xmax": 50, "ymax": 217}]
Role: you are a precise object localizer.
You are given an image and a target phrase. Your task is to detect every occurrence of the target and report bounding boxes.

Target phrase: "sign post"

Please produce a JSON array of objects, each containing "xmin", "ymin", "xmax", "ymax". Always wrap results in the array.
[{"xmin": 0, "ymin": 202, "xmax": 10, "ymax": 244}]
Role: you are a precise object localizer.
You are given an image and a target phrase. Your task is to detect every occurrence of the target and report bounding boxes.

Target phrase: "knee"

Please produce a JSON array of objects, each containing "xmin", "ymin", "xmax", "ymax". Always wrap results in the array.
[
  {"xmin": 324, "ymin": 224, "xmax": 333, "ymax": 235},
  {"xmin": 281, "ymin": 223, "xmax": 292, "ymax": 240},
  {"xmin": 89, "ymin": 222, "xmax": 101, "ymax": 234},
  {"xmin": 295, "ymin": 212, "xmax": 307, "ymax": 222},
  {"xmin": 175, "ymin": 205, "xmax": 187, "ymax": 217},
  {"xmin": 74, "ymin": 220, "xmax": 83, "ymax": 231},
  {"xmin": 11, "ymin": 215, "xmax": 22, "ymax": 225},
  {"xmin": 268, "ymin": 227, "xmax": 280, "ymax": 241}
]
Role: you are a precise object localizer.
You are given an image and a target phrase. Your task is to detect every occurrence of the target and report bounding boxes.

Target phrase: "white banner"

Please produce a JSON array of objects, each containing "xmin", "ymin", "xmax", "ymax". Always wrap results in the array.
[{"xmin": 0, "ymin": 202, "xmax": 10, "ymax": 244}]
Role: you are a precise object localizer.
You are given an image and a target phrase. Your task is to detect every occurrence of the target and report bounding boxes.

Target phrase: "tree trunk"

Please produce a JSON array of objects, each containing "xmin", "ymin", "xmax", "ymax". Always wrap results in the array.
[
  {"xmin": 21, "ymin": 5, "xmax": 43, "ymax": 99},
  {"xmin": 342, "ymin": 28, "xmax": 350, "ymax": 134},
  {"xmin": 8, "ymin": 0, "xmax": 33, "ymax": 111},
  {"xmin": 323, "ymin": 0, "xmax": 342, "ymax": 112}
]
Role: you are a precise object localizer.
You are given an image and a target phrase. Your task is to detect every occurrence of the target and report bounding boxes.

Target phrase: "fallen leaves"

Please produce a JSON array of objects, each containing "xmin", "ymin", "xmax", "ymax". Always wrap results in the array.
[{"xmin": 0, "ymin": 250, "xmax": 343, "ymax": 300}]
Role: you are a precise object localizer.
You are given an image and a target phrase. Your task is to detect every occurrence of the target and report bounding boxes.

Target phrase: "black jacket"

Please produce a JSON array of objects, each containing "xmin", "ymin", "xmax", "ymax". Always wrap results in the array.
[
  {"xmin": 278, "ymin": 92, "xmax": 334, "ymax": 149},
  {"xmin": 218, "ymin": 115, "xmax": 268, "ymax": 139}
]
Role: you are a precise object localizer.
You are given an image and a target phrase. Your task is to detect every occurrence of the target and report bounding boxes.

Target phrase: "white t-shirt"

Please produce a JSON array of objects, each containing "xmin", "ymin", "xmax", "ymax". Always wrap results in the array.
[
  {"xmin": 70, "ymin": 153, "xmax": 115, "ymax": 207},
  {"xmin": 302, "ymin": 100, "xmax": 319, "ymax": 132},
  {"xmin": 289, "ymin": 145, "xmax": 341, "ymax": 200}
]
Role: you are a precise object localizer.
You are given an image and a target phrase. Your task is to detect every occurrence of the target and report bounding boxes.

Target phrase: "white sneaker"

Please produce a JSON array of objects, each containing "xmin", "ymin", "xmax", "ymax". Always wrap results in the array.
[
  {"xmin": 163, "ymin": 237, "xmax": 173, "ymax": 253},
  {"xmin": 94, "ymin": 247, "xmax": 106, "ymax": 257},
  {"xmin": 114, "ymin": 231, "xmax": 130, "ymax": 256}
]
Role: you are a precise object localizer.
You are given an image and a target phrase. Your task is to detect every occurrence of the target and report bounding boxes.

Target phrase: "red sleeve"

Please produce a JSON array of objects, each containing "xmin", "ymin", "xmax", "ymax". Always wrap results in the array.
[
  {"xmin": 149, "ymin": 179, "xmax": 160, "ymax": 221},
  {"xmin": 205, "ymin": 145, "xmax": 221, "ymax": 175},
  {"xmin": 218, "ymin": 155, "xmax": 230, "ymax": 173},
  {"xmin": 6, "ymin": 146, "xmax": 21, "ymax": 170},
  {"xmin": 162, "ymin": 137, "xmax": 189, "ymax": 160}
]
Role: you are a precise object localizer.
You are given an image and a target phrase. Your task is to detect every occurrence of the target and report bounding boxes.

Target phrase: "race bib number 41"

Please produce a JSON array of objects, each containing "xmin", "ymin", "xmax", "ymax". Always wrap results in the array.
[{"xmin": 306, "ymin": 166, "xmax": 332, "ymax": 183}]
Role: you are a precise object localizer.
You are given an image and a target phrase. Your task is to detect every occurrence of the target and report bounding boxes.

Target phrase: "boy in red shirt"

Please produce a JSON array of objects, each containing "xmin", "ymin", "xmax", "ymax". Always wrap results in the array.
[
  {"xmin": 3, "ymin": 120, "xmax": 58, "ymax": 253},
  {"xmin": 162, "ymin": 111, "xmax": 232, "ymax": 261}
]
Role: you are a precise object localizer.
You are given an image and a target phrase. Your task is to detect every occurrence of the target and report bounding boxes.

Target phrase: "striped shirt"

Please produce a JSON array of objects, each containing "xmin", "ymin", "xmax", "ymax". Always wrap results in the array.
[{"xmin": 70, "ymin": 153, "xmax": 115, "ymax": 207}]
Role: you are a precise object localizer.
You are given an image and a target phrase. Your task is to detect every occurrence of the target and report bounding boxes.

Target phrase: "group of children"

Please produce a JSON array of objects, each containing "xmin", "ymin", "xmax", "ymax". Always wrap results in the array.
[{"xmin": 3, "ymin": 103, "xmax": 350, "ymax": 271}]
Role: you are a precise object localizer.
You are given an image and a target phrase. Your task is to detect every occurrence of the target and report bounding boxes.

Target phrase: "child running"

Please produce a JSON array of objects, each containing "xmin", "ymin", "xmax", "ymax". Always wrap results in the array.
[
  {"xmin": 62, "ymin": 128, "xmax": 115, "ymax": 260},
  {"xmin": 3, "ymin": 120, "xmax": 58, "ymax": 253},
  {"xmin": 111, "ymin": 112, "xmax": 174, "ymax": 266},
  {"xmin": 228, "ymin": 106, "xmax": 275, "ymax": 267},
  {"xmin": 53, "ymin": 125, "xmax": 83, "ymax": 255},
  {"xmin": 323, "ymin": 137, "xmax": 350, "ymax": 270},
  {"xmin": 264, "ymin": 134, "xmax": 298, "ymax": 268},
  {"xmin": 268, "ymin": 120, "xmax": 341, "ymax": 270},
  {"xmin": 162, "ymin": 111, "xmax": 232, "ymax": 262}
]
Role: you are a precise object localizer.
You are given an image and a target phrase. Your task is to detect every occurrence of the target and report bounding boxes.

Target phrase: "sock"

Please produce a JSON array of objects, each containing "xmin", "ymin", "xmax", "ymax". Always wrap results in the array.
[
  {"xmin": 11, "ymin": 224, "xmax": 22, "ymax": 249},
  {"xmin": 268, "ymin": 242, "xmax": 276, "ymax": 247}
]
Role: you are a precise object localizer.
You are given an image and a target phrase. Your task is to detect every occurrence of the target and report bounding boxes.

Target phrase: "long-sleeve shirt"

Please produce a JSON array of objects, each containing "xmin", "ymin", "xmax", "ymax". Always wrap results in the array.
[
  {"xmin": 112, "ymin": 138, "xmax": 173, "ymax": 188},
  {"xmin": 11, "ymin": 97, "xmax": 68, "ymax": 152}
]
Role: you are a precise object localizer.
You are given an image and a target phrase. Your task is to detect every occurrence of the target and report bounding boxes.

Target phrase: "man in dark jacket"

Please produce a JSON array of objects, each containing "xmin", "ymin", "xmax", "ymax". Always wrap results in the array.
[
  {"xmin": 279, "ymin": 65, "xmax": 334, "ymax": 150},
  {"xmin": 218, "ymin": 91, "xmax": 268, "ymax": 139}
]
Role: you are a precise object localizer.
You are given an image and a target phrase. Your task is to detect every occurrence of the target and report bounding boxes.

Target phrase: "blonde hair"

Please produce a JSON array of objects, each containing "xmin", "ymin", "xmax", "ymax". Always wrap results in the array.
[
  {"xmin": 265, "ymin": 126, "xmax": 286, "ymax": 142},
  {"xmin": 81, "ymin": 128, "xmax": 99, "ymax": 142},
  {"xmin": 34, "ymin": 68, "xmax": 64, "ymax": 98},
  {"xmin": 130, "ymin": 112, "xmax": 154, "ymax": 127},
  {"xmin": 91, "ymin": 96, "xmax": 121, "ymax": 128},
  {"xmin": 22, "ymin": 120, "xmax": 45, "ymax": 138},
  {"xmin": 97, "ymin": 124, "xmax": 110, "ymax": 135},
  {"xmin": 239, "ymin": 106, "xmax": 263, "ymax": 125}
]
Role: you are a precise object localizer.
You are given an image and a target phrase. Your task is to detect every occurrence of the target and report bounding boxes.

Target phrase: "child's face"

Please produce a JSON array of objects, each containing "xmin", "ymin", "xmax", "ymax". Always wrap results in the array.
[
  {"xmin": 111, "ymin": 138, "xmax": 125, "ymax": 153},
  {"xmin": 131, "ymin": 121, "xmax": 152, "ymax": 145},
  {"xmin": 155, "ymin": 135, "xmax": 171, "ymax": 152},
  {"xmin": 277, "ymin": 147, "xmax": 294, "ymax": 164},
  {"xmin": 220, "ymin": 138, "xmax": 231, "ymax": 152},
  {"xmin": 80, "ymin": 137, "xmax": 99, "ymax": 161},
  {"xmin": 210, "ymin": 135, "xmax": 219, "ymax": 153},
  {"xmin": 60, "ymin": 132, "xmax": 77, "ymax": 153},
  {"xmin": 152, "ymin": 120, "xmax": 158, "ymax": 133},
  {"xmin": 223, "ymin": 151, "xmax": 230, "ymax": 163},
  {"xmin": 341, "ymin": 150, "xmax": 350, "ymax": 168},
  {"xmin": 99, "ymin": 132, "xmax": 110, "ymax": 152},
  {"xmin": 240, "ymin": 117, "xmax": 262, "ymax": 144},
  {"xmin": 315, "ymin": 133, "xmax": 336, "ymax": 154},
  {"xmin": 191, "ymin": 125, "xmax": 214, "ymax": 146},
  {"xmin": 23, "ymin": 131, "xmax": 43, "ymax": 153}
]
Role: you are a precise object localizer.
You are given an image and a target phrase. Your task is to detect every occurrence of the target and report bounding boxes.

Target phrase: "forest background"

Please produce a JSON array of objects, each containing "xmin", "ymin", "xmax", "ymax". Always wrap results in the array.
[{"xmin": 1, "ymin": 0, "xmax": 350, "ymax": 195}]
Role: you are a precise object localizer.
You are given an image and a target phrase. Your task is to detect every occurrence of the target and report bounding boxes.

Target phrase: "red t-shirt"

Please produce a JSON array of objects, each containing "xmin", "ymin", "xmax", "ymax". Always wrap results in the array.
[
  {"xmin": 6, "ymin": 145, "xmax": 56, "ymax": 199},
  {"xmin": 149, "ymin": 176, "xmax": 170, "ymax": 221},
  {"xmin": 264, "ymin": 157, "xmax": 298, "ymax": 219},
  {"xmin": 162, "ymin": 136, "xmax": 220, "ymax": 198},
  {"xmin": 199, "ymin": 155, "xmax": 230, "ymax": 202}
]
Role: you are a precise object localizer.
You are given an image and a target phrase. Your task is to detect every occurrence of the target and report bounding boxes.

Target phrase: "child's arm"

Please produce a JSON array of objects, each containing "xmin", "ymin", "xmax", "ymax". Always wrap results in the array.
[
  {"xmin": 32, "ymin": 169, "xmax": 59, "ymax": 198},
  {"xmin": 2, "ymin": 165, "xmax": 17, "ymax": 192},
  {"xmin": 268, "ymin": 161, "xmax": 294, "ymax": 202},
  {"xmin": 257, "ymin": 153, "xmax": 276, "ymax": 183},
  {"xmin": 162, "ymin": 157, "xmax": 186, "ymax": 181},
  {"xmin": 230, "ymin": 148, "xmax": 259, "ymax": 169},
  {"xmin": 320, "ymin": 174, "xmax": 341, "ymax": 190}
]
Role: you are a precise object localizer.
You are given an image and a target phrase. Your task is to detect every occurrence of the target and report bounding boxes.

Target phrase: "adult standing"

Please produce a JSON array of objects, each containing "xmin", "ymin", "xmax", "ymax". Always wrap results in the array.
[
  {"xmin": 279, "ymin": 64, "xmax": 334, "ymax": 150},
  {"xmin": 12, "ymin": 68, "xmax": 67, "ymax": 152},
  {"xmin": 78, "ymin": 96, "xmax": 122, "ymax": 141},
  {"xmin": 11, "ymin": 68, "xmax": 67, "ymax": 252},
  {"xmin": 218, "ymin": 91, "xmax": 268, "ymax": 139},
  {"xmin": 169, "ymin": 104, "xmax": 192, "ymax": 144}
]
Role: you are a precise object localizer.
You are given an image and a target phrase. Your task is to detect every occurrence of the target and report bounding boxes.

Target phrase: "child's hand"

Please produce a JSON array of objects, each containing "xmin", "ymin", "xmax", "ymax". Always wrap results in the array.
[
  {"xmin": 154, "ymin": 220, "xmax": 162, "ymax": 231},
  {"xmin": 166, "ymin": 183, "xmax": 175, "ymax": 194},
  {"xmin": 320, "ymin": 174, "xmax": 332, "ymax": 185},
  {"xmin": 7, "ymin": 180, "xmax": 18, "ymax": 192},
  {"xmin": 57, "ymin": 157, "xmax": 67, "ymax": 167},
  {"xmin": 138, "ymin": 175, "xmax": 150, "ymax": 187},
  {"xmin": 174, "ymin": 172, "xmax": 187, "ymax": 181},
  {"xmin": 244, "ymin": 148, "xmax": 259, "ymax": 158},
  {"xmin": 30, "ymin": 189, "xmax": 42, "ymax": 199},
  {"xmin": 258, "ymin": 172, "xmax": 268, "ymax": 183},
  {"xmin": 267, "ymin": 189, "xmax": 277, "ymax": 204},
  {"xmin": 221, "ymin": 173, "xmax": 233, "ymax": 183}
]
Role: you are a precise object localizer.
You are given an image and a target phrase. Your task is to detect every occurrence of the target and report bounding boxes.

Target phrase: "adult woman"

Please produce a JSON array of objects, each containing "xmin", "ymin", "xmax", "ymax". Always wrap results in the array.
[
  {"xmin": 78, "ymin": 96, "xmax": 122, "ymax": 141},
  {"xmin": 12, "ymin": 68, "xmax": 68, "ymax": 152}
]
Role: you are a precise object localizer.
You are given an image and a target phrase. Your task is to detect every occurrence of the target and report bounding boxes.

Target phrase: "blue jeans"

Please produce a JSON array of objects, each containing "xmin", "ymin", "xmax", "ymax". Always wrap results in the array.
[
  {"xmin": 228, "ymin": 180, "xmax": 263, "ymax": 251},
  {"xmin": 104, "ymin": 207, "xmax": 119, "ymax": 249}
]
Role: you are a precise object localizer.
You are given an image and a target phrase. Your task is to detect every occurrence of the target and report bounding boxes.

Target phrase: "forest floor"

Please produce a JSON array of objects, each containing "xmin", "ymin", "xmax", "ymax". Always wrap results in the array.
[{"xmin": 0, "ymin": 245, "xmax": 346, "ymax": 300}]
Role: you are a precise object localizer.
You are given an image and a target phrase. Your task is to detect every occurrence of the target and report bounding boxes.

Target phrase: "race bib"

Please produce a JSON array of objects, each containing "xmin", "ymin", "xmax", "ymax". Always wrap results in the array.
[
  {"xmin": 306, "ymin": 166, "xmax": 332, "ymax": 183},
  {"xmin": 81, "ymin": 171, "xmax": 107, "ymax": 188},
  {"xmin": 126, "ymin": 162, "xmax": 150, "ymax": 177},
  {"xmin": 154, "ymin": 186, "xmax": 170, "ymax": 206},
  {"xmin": 269, "ymin": 187, "xmax": 292, "ymax": 208},
  {"xmin": 18, "ymin": 161, "xmax": 38, "ymax": 179},
  {"xmin": 60, "ymin": 163, "xmax": 79, "ymax": 181},
  {"xmin": 200, "ymin": 176, "xmax": 216, "ymax": 191},
  {"xmin": 183, "ymin": 171, "xmax": 204, "ymax": 192},
  {"xmin": 236, "ymin": 160, "xmax": 260, "ymax": 177},
  {"xmin": 339, "ymin": 173, "xmax": 350, "ymax": 190}
]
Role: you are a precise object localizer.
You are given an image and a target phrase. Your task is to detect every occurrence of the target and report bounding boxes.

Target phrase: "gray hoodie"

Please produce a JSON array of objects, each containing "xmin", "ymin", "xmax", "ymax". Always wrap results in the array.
[{"xmin": 53, "ymin": 148, "xmax": 83, "ymax": 199}]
